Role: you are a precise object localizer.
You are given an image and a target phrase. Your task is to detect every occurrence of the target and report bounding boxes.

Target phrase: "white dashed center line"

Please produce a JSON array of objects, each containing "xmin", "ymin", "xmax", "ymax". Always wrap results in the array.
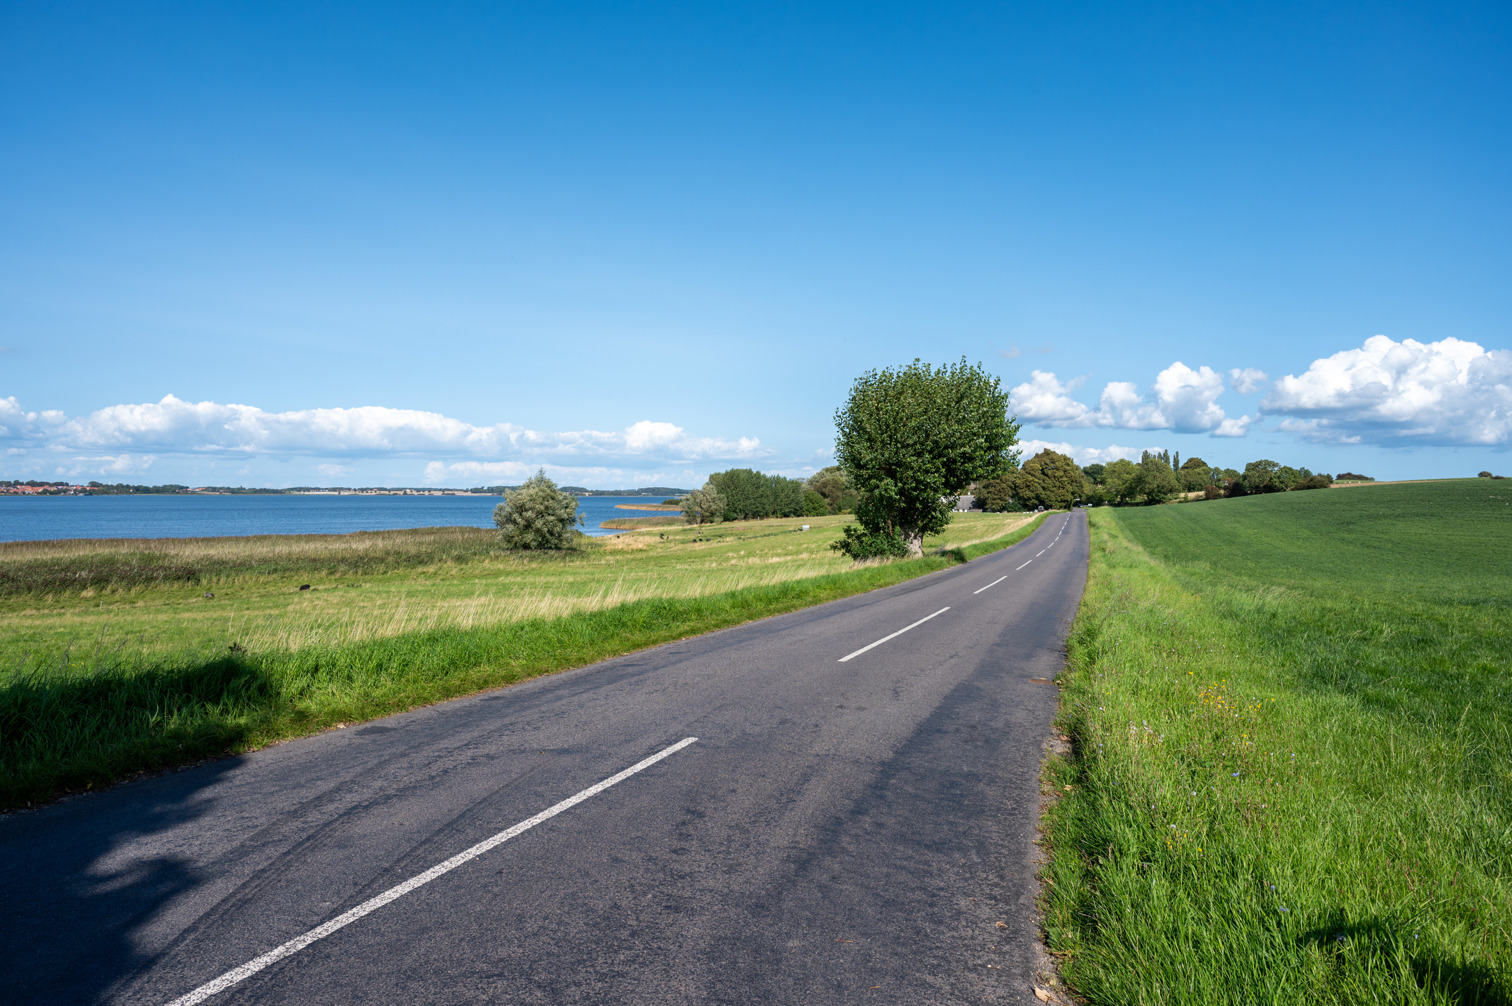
[
  {"xmin": 973, "ymin": 576, "xmax": 1008, "ymax": 595},
  {"xmin": 162, "ymin": 737, "xmax": 701, "ymax": 1006},
  {"xmin": 838, "ymin": 607, "xmax": 950, "ymax": 663}
]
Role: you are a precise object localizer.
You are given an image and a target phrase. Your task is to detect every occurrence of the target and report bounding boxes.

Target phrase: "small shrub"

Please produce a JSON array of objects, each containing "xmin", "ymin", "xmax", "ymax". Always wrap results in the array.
[
  {"xmin": 682, "ymin": 482, "xmax": 727, "ymax": 525},
  {"xmin": 493, "ymin": 470, "xmax": 583, "ymax": 549},
  {"xmin": 831, "ymin": 524, "xmax": 910, "ymax": 560}
]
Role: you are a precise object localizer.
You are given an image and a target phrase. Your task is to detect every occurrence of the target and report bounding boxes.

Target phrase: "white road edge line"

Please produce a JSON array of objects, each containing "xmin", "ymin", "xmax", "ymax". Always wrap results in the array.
[
  {"xmin": 162, "ymin": 737, "xmax": 701, "ymax": 1006},
  {"xmin": 1016, "ymin": 560, "xmax": 1033, "ymax": 570},
  {"xmin": 973, "ymin": 575, "xmax": 1008, "ymax": 595},
  {"xmin": 838, "ymin": 607, "xmax": 950, "ymax": 663}
]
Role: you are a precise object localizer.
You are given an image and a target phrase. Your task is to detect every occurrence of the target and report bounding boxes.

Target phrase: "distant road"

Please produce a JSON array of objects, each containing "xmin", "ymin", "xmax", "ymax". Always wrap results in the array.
[{"xmin": 1, "ymin": 512, "xmax": 1089, "ymax": 1005}]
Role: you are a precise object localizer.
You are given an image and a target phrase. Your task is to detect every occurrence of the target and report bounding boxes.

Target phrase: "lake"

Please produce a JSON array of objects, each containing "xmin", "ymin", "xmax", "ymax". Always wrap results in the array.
[{"xmin": 0, "ymin": 494, "xmax": 678, "ymax": 542}]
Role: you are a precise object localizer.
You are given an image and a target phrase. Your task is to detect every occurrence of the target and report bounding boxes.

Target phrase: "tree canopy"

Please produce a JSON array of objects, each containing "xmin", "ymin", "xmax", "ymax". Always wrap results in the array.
[
  {"xmin": 805, "ymin": 466, "xmax": 857, "ymax": 515},
  {"xmin": 833, "ymin": 358, "xmax": 1018, "ymax": 557},
  {"xmin": 1130, "ymin": 451, "xmax": 1181, "ymax": 503},
  {"xmin": 706, "ymin": 468, "xmax": 806, "ymax": 520},
  {"xmin": 1014, "ymin": 450, "xmax": 1084, "ymax": 509},
  {"xmin": 682, "ymin": 481, "xmax": 727, "ymax": 525}
]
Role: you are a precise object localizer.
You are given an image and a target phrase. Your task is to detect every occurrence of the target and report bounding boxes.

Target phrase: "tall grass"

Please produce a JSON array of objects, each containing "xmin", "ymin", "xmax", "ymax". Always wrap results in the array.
[
  {"xmin": 1045, "ymin": 482, "xmax": 1510, "ymax": 1005},
  {"xmin": 1, "ymin": 511, "xmax": 1045, "ymax": 807}
]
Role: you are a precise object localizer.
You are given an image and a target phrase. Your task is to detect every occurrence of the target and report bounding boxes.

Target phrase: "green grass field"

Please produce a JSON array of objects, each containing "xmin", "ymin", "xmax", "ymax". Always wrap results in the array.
[
  {"xmin": 1046, "ymin": 480, "xmax": 1511, "ymax": 1005},
  {"xmin": 0, "ymin": 510, "xmax": 1043, "ymax": 808}
]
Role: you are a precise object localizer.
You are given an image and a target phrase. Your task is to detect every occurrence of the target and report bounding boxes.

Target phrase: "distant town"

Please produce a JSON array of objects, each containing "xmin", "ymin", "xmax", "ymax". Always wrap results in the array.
[{"xmin": 0, "ymin": 480, "xmax": 691, "ymax": 497}]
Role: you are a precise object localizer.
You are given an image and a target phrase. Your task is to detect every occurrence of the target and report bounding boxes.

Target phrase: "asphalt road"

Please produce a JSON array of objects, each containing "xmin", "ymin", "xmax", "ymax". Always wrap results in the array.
[{"xmin": 1, "ymin": 510, "xmax": 1089, "ymax": 1005}]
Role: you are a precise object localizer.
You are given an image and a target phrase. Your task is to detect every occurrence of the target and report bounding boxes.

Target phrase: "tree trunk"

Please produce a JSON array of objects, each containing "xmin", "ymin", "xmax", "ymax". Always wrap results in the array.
[{"xmin": 904, "ymin": 530, "xmax": 925, "ymax": 557}]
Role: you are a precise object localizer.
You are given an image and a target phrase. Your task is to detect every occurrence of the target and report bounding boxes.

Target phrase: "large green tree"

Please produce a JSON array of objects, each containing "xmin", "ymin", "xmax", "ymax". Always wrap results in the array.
[
  {"xmin": 833, "ymin": 358, "xmax": 1019, "ymax": 557},
  {"xmin": 975, "ymin": 471, "xmax": 1019, "ymax": 512},
  {"xmin": 707, "ymin": 468, "xmax": 807, "ymax": 520},
  {"xmin": 1130, "ymin": 452, "xmax": 1181, "ymax": 503},
  {"xmin": 1178, "ymin": 456, "xmax": 1212, "ymax": 492},
  {"xmin": 1240, "ymin": 459, "xmax": 1283, "ymax": 494},
  {"xmin": 1014, "ymin": 450, "xmax": 1084, "ymax": 509},
  {"xmin": 493, "ymin": 470, "xmax": 583, "ymax": 549}
]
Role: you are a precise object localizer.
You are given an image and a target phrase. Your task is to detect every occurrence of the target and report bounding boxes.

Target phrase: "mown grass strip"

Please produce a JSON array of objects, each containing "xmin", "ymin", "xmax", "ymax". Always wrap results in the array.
[
  {"xmin": 1044, "ymin": 487, "xmax": 1510, "ymax": 1005},
  {"xmin": 1, "ymin": 514, "xmax": 1048, "ymax": 809}
]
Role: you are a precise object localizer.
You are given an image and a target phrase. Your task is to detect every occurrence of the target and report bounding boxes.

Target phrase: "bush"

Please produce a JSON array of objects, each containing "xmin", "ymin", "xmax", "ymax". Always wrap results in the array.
[
  {"xmin": 1202, "ymin": 484, "xmax": 1225, "ymax": 500},
  {"xmin": 682, "ymin": 482, "xmax": 727, "ymax": 525},
  {"xmin": 1479, "ymin": 471, "xmax": 1494, "ymax": 478},
  {"xmin": 1291, "ymin": 474, "xmax": 1333, "ymax": 491},
  {"xmin": 493, "ymin": 470, "xmax": 583, "ymax": 549},
  {"xmin": 831, "ymin": 524, "xmax": 910, "ymax": 560},
  {"xmin": 802, "ymin": 490, "xmax": 830, "ymax": 516}
]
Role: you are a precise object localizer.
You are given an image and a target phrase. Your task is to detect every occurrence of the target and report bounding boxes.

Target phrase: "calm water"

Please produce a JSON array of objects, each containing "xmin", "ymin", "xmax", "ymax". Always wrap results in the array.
[{"xmin": 0, "ymin": 494, "xmax": 677, "ymax": 542}]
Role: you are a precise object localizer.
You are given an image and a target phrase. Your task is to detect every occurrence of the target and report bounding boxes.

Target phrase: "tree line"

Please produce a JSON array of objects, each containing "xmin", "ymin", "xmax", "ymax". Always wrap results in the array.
[
  {"xmin": 974, "ymin": 449, "xmax": 1357, "ymax": 510},
  {"xmin": 682, "ymin": 466, "xmax": 860, "ymax": 525}
]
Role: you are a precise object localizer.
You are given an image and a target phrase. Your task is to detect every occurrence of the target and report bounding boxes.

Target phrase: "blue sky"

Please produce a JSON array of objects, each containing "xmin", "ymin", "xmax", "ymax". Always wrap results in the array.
[{"xmin": 2, "ymin": 1, "xmax": 1509, "ymax": 487}]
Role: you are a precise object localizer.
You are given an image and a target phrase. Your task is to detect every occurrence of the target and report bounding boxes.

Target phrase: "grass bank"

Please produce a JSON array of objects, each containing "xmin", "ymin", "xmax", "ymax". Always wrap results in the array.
[
  {"xmin": 1045, "ymin": 480, "xmax": 1510, "ymax": 1004},
  {"xmin": 1, "ymin": 510, "xmax": 1047, "ymax": 808}
]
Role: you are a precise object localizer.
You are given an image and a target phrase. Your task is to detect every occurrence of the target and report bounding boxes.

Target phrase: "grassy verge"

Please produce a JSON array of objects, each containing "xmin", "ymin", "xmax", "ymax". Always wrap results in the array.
[
  {"xmin": 1044, "ymin": 482, "xmax": 1510, "ymax": 1004},
  {"xmin": 1, "ymin": 511, "xmax": 1048, "ymax": 808}
]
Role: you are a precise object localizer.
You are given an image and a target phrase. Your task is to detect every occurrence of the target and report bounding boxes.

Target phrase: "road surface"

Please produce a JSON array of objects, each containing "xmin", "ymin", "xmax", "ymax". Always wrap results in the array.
[{"xmin": 1, "ymin": 510, "xmax": 1088, "ymax": 1005}]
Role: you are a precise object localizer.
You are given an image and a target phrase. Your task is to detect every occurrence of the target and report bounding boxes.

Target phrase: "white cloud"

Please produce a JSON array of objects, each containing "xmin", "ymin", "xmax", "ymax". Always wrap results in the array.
[
  {"xmin": 1229, "ymin": 367, "xmax": 1268, "ymax": 394},
  {"xmin": 1015, "ymin": 439, "xmax": 1159, "ymax": 466},
  {"xmin": 0, "ymin": 394, "xmax": 769, "ymax": 464},
  {"xmin": 1213, "ymin": 416, "xmax": 1253, "ymax": 437},
  {"xmin": 422, "ymin": 460, "xmax": 681, "ymax": 487},
  {"xmin": 1009, "ymin": 371, "xmax": 1094, "ymax": 425},
  {"xmin": 1263, "ymin": 335, "xmax": 1512, "ymax": 445},
  {"xmin": 1012, "ymin": 362, "xmax": 1239, "ymax": 435}
]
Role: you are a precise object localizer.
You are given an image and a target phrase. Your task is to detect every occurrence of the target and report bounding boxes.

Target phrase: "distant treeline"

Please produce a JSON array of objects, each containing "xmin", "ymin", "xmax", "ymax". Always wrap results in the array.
[
  {"xmin": 0, "ymin": 481, "xmax": 282, "ymax": 495},
  {"xmin": 975, "ymin": 450, "xmax": 1367, "ymax": 510},
  {"xmin": 682, "ymin": 467, "xmax": 858, "ymax": 524}
]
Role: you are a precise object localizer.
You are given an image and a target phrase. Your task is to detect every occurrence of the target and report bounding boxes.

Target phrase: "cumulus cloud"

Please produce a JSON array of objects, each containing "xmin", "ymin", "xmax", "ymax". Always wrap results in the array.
[
  {"xmin": 1263, "ymin": 335, "xmax": 1512, "ymax": 445},
  {"xmin": 1014, "ymin": 439, "xmax": 1157, "ymax": 466},
  {"xmin": 1229, "ymin": 368, "xmax": 1268, "ymax": 394},
  {"xmin": 1010, "ymin": 372, "xmax": 1094, "ymax": 426},
  {"xmin": 1213, "ymin": 416, "xmax": 1253, "ymax": 437},
  {"xmin": 0, "ymin": 394, "xmax": 768, "ymax": 464},
  {"xmin": 1012, "ymin": 363, "xmax": 1248, "ymax": 435},
  {"xmin": 422, "ymin": 460, "xmax": 680, "ymax": 486}
]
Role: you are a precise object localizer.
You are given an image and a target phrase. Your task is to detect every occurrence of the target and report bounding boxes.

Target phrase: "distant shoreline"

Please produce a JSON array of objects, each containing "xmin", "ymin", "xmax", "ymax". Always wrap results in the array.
[{"xmin": 1, "ymin": 486, "xmax": 691, "ymax": 498}]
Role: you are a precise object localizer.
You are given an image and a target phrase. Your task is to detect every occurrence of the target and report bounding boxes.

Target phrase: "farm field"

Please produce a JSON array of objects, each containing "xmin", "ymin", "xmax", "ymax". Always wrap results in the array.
[
  {"xmin": 0, "ymin": 509, "xmax": 1041, "ymax": 807},
  {"xmin": 1047, "ymin": 479, "xmax": 1511, "ymax": 1004}
]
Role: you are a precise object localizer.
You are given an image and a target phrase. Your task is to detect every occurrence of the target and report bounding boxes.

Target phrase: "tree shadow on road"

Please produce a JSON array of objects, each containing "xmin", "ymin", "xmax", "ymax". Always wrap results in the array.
[{"xmin": 0, "ymin": 752, "xmax": 249, "ymax": 1005}]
